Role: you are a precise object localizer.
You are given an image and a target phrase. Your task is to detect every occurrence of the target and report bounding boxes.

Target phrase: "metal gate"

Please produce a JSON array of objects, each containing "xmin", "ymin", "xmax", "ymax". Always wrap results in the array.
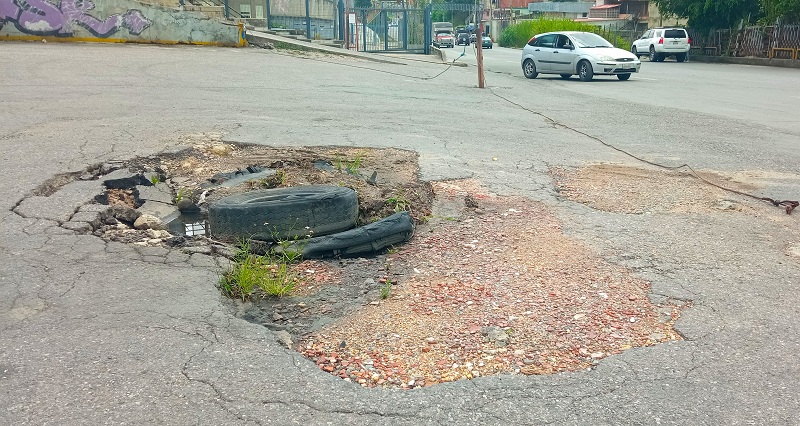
[
  {"xmin": 345, "ymin": 6, "xmax": 426, "ymax": 53},
  {"xmin": 339, "ymin": 3, "xmax": 480, "ymax": 54}
]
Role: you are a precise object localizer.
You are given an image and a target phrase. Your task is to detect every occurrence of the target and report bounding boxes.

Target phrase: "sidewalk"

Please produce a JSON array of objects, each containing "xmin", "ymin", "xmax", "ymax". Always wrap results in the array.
[{"xmin": 246, "ymin": 30, "xmax": 408, "ymax": 65}]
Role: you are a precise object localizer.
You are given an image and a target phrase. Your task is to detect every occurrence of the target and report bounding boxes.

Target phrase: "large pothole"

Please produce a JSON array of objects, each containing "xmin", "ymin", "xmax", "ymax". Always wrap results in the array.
[{"xmin": 33, "ymin": 142, "xmax": 693, "ymax": 390}]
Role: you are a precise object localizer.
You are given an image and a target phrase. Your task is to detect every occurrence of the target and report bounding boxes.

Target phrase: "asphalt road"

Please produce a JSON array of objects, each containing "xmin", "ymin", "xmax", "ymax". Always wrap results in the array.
[
  {"xmin": 443, "ymin": 44, "xmax": 800, "ymax": 133},
  {"xmin": 2, "ymin": 41, "xmax": 800, "ymax": 425}
]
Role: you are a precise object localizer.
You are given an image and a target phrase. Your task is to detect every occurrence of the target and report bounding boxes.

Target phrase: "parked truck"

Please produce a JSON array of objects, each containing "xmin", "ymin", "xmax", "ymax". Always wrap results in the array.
[{"xmin": 431, "ymin": 21, "xmax": 454, "ymax": 47}]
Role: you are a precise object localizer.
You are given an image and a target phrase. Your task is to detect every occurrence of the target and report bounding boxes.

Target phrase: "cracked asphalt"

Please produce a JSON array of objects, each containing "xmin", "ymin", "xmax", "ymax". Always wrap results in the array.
[{"xmin": 2, "ymin": 41, "xmax": 800, "ymax": 424}]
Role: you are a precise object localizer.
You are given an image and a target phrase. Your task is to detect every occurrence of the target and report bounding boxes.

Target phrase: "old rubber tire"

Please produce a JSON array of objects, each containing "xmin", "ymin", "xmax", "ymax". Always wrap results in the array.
[
  {"xmin": 631, "ymin": 45, "xmax": 638, "ymax": 57},
  {"xmin": 676, "ymin": 53, "xmax": 687, "ymax": 62},
  {"xmin": 208, "ymin": 186, "xmax": 358, "ymax": 242},
  {"xmin": 617, "ymin": 73, "xmax": 631, "ymax": 81},
  {"xmin": 578, "ymin": 60, "xmax": 593, "ymax": 82},
  {"xmin": 279, "ymin": 211, "xmax": 414, "ymax": 259},
  {"xmin": 523, "ymin": 59, "xmax": 538, "ymax": 79}
]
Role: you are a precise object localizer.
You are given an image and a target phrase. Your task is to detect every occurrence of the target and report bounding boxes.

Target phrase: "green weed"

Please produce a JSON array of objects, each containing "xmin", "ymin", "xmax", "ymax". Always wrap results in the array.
[
  {"xmin": 219, "ymin": 238, "xmax": 302, "ymax": 301},
  {"xmin": 256, "ymin": 169, "xmax": 288, "ymax": 189},
  {"xmin": 386, "ymin": 189, "xmax": 411, "ymax": 213},
  {"xmin": 346, "ymin": 152, "xmax": 364, "ymax": 174},
  {"xmin": 333, "ymin": 152, "xmax": 365, "ymax": 175},
  {"xmin": 174, "ymin": 187, "xmax": 191, "ymax": 203},
  {"xmin": 380, "ymin": 279, "xmax": 392, "ymax": 299}
]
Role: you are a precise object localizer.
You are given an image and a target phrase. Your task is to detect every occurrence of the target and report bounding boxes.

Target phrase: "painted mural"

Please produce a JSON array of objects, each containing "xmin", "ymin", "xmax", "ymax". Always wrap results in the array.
[{"xmin": 0, "ymin": 0, "xmax": 151, "ymax": 37}]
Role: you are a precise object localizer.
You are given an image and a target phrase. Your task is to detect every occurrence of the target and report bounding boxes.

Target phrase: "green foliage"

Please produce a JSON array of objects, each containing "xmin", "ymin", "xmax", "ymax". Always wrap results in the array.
[
  {"xmin": 386, "ymin": 189, "xmax": 411, "ymax": 213},
  {"xmin": 254, "ymin": 169, "xmax": 288, "ymax": 189},
  {"xmin": 174, "ymin": 187, "xmax": 191, "ymax": 203},
  {"xmin": 354, "ymin": 0, "xmax": 371, "ymax": 8},
  {"xmin": 760, "ymin": 0, "xmax": 800, "ymax": 23},
  {"xmin": 149, "ymin": 175, "xmax": 161, "ymax": 185},
  {"xmin": 380, "ymin": 279, "xmax": 392, "ymax": 299},
  {"xmin": 333, "ymin": 152, "xmax": 365, "ymax": 175},
  {"xmin": 499, "ymin": 18, "xmax": 629, "ymax": 49},
  {"xmin": 219, "ymin": 238, "xmax": 302, "ymax": 301},
  {"xmin": 653, "ymin": 0, "xmax": 760, "ymax": 30}
]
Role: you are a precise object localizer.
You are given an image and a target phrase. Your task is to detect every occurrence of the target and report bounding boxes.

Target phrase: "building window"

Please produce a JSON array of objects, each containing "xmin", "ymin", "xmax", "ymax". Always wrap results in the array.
[{"xmin": 240, "ymin": 4, "xmax": 251, "ymax": 18}]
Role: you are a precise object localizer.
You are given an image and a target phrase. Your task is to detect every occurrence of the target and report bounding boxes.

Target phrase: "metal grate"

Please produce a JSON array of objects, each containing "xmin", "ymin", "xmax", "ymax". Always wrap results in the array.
[{"xmin": 184, "ymin": 221, "xmax": 208, "ymax": 237}]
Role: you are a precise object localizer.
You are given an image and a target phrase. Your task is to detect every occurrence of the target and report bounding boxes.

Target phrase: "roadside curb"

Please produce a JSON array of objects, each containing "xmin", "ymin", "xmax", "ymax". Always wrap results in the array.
[
  {"xmin": 246, "ymin": 30, "xmax": 407, "ymax": 65},
  {"xmin": 436, "ymin": 46, "xmax": 469, "ymax": 67},
  {"xmin": 689, "ymin": 54, "xmax": 800, "ymax": 69}
]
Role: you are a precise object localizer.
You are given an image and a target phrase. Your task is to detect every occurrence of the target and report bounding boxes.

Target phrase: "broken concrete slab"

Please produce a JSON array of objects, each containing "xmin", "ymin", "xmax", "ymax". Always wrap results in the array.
[{"xmin": 14, "ymin": 180, "xmax": 105, "ymax": 222}]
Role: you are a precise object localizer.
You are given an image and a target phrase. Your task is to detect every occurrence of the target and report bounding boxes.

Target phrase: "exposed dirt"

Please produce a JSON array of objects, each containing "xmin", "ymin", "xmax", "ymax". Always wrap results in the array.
[
  {"xmin": 104, "ymin": 144, "xmax": 718, "ymax": 390},
  {"xmin": 294, "ymin": 179, "xmax": 684, "ymax": 389},
  {"xmin": 549, "ymin": 163, "xmax": 759, "ymax": 214}
]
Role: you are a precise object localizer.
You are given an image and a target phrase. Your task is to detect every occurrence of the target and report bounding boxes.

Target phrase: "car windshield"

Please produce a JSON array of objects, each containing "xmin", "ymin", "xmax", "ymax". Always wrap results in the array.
[
  {"xmin": 436, "ymin": 32, "xmax": 451, "ymax": 37},
  {"xmin": 570, "ymin": 33, "xmax": 613, "ymax": 48}
]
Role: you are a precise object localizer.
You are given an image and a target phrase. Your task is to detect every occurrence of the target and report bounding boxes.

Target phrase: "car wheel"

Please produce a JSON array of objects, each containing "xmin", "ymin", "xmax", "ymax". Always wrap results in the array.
[
  {"xmin": 559, "ymin": 74, "xmax": 571, "ymax": 79},
  {"xmin": 523, "ymin": 59, "xmax": 538, "ymax": 79},
  {"xmin": 649, "ymin": 46, "xmax": 657, "ymax": 62},
  {"xmin": 676, "ymin": 53, "xmax": 687, "ymax": 62},
  {"xmin": 617, "ymin": 73, "xmax": 631, "ymax": 81},
  {"xmin": 578, "ymin": 60, "xmax": 593, "ymax": 82},
  {"xmin": 208, "ymin": 186, "xmax": 359, "ymax": 242},
  {"xmin": 631, "ymin": 46, "xmax": 638, "ymax": 57}
]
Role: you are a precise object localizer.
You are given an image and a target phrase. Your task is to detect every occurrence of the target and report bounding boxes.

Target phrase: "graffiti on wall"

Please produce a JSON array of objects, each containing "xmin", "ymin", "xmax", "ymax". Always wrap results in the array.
[{"xmin": 0, "ymin": 0, "xmax": 151, "ymax": 37}]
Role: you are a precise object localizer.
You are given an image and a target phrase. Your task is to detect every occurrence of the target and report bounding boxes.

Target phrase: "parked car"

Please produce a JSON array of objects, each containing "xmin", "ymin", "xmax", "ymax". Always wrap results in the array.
[
  {"xmin": 433, "ymin": 31, "xmax": 454, "ymax": 48},
  {"xmin": 631, "ymin": 27, "xmax": 690, "ymax": 62},
  {"xmin": 480, "ymin": 35, "xmax": 492, "ymax": 49},
  {"xmin": 521, "ymin": 31, "xmax": 640, "ymax": 81},
  {"xmin": 456, "ymin": 32, "xmax": 471, "ymax": 46}
]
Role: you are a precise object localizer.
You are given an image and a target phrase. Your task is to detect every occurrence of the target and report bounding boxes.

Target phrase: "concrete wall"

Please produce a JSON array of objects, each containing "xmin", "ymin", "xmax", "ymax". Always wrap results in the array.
[
  {"xmin": 266, "ymin": 0, "xmax": 337, "ymax": 20},
  {"xmin": 0, "ymin": 0, "xmax": 245, "ymax": 46}
]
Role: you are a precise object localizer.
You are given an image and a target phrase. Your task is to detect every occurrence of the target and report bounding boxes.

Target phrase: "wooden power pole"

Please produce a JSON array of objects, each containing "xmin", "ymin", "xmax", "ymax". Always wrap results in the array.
[{"xmin": 476, "ymin": 20, "xmax": 485, "ymax": 88}]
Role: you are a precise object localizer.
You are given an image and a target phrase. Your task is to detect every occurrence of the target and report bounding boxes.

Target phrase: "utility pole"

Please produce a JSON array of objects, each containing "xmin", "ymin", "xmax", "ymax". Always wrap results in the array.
[{"xmin": 476, "ymin": 19, "xmax": 485, "ymax": 88}]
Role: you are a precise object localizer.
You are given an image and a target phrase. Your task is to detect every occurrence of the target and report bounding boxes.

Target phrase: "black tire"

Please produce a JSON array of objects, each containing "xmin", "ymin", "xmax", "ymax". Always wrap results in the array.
[
  {"xmin": 649, "ymin": 46, "xmax": 658, "ymax": 62},
  {"xmin": 559, "ymin": 74, "xmax": 571, "ymax": 79},
  {"xmin": 523, "ymin": 59, "xmax": 538, "ymax": 79},
  {"xmin": 578, "ymin": 60, "xmax": 594, "ymax": 82},
  {"xmin": 284, "ymin": 211, "xmax": 414, "ymax": 259},
  {"xmin": 208, "ymin": 186, "xmax": 358, "ymax": 242},
  {"xmin": 676, "ymin": 53, "xmax": 687, "ymax": 62},
  {"xmin": 617, "ymin": 73, "xmax": 631, "ymax": 81},
  {"xmin": 631, "ymin": 45, "xmax": 638, "ymax": 57}
]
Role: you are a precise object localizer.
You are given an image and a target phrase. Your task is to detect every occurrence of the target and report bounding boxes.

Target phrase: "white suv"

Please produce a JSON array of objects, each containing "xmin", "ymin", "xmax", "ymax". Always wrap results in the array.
[{"xmin": 631, "ymin": 28, "xmax": 690, "ymax": 62}]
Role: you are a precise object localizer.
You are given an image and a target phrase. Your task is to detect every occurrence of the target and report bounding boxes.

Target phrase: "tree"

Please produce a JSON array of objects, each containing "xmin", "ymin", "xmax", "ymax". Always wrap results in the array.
[
  {"xmin": 653, "ymin": 0, "xmax": 761, "ymax": 30},
  {"xmin": 760, "ymin": 0, "xmax": 800, "ymax": 23}
]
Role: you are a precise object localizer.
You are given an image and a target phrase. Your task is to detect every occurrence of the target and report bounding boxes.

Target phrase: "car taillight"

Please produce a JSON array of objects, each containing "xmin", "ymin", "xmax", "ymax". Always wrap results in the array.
[
  {"xmin": 658, "ymin": 37, "xmax": 664, "ymax": 44},
  {"xmin": 528, "ymin": 37, "xmax": 536, "ymax": 44},
  {"xmin": 687, "ymin": 37, "xmax": 691, "ymax": 45}
]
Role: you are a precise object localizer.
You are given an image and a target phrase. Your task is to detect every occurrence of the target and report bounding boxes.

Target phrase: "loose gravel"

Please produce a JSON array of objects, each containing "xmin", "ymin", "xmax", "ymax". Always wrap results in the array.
[{"xmin": 299, "ymin": 179, "xmax": 684, "ymax": 389}]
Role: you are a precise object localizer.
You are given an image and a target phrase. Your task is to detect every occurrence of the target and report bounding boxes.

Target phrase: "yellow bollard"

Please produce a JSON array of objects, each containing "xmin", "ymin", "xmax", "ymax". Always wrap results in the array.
[{"xmin": 237, "ymin": 22, "xmax": 248, "ymax": 47}]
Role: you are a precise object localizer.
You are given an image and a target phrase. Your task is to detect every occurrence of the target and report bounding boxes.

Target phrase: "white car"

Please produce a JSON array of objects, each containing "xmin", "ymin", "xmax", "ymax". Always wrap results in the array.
[
  {"xmin": 631, "ymin": 27, "xmax": 691, "ymax": 62},
  {"xmin": 521, "ymin": 31, "xmax": 641, "ymax": 81}
]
